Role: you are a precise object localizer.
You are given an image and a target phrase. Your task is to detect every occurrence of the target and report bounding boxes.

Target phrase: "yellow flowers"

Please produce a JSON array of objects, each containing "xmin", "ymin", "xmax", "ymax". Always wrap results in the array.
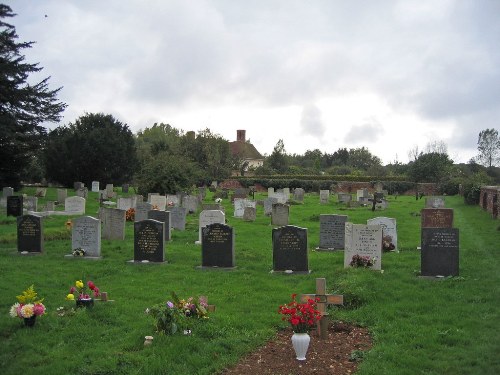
[
  {"xmin": 16, "ymin": 285, "xmax": 43, "ymax": 304},
  {"xmin": 66, "ymin": 294, "xmax": 75, "ymax": 301},
  {"xmin": 75, "ymin": 280, "xmax": 84, "ymax": 289}
]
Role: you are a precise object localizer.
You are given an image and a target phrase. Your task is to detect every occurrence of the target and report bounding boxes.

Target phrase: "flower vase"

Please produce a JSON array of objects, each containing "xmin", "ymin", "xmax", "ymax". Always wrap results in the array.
[
  {"xmin": 76, "ymin": 298, "xmax": 94, "ymax": 308},
  {"xmin": 291, "ymin": 332, "xmax": 310, "ymax": 360},
  {"xmin": 24, "ymin": 315, "xmax": 36, "ymax": 327}
]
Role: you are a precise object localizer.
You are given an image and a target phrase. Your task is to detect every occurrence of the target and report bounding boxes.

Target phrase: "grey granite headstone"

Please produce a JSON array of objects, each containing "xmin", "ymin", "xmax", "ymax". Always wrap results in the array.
[
  {"xmin": 264, "ymin": 197, "xmax": 278, "ymax": 216},
  {"xmin": 318, "ymin": 214, "xmax": 348, "ymax": 250},
  {"xmin": 148, "ymin": 210, "xmax": 171, "ymax": 241},
  {"xmin": 272, "ymin": 225, "xmax": 309, "ymax": 273},
  {"xmin": 134, "ymin": 219, "xmax": 165, "ymax": 262},
  {"xmin": 421, "ymin": 228, "xmax": 459, "ymax": 277},
  {"xmin": 57, "ymin": 189, "xmax": 67, "ymax": 203},
  {"xmin": 320, "ymin": 190, "xmax": 329, "ymax": 204},
  {"xmin": 106, "ymin": 184, "xmax": 114, "ymax": 198},
  {"xmin": 344, "ymin": 223, "xmax": 382, "ymax": 270},
  {"xmin": 337, "ymin": 193, "xmax": 352, "ymax": 203},
  {"xmin": 367, "ymin": 217, "xmax": 397, "ymax": 251},
  {"xmin": 233, "ymin": 198, "xmax": 245, "ymax": 218},
  {"xmin": 76, "ymin": 187, "xmax": 88, "ymax": 199},
  {"xmin": 117, "ymin": 197, "xmax": 135, "ymax": 211},
  {"xmin": 102, "ymin": 208, "xmax": 126, "ymax": 240},
  {"xmin": 271, "ymin": 203, "xmax": 289, "ymax": 226},
  {"xmin": 425, "ymin": 196, "xmax": 446, "ymax": 208},
  {"xmin": 243, "ymin": 206, "xmax": 256, "ymax": 221},
  {"xmin": 65, "ymin": 196, "xmax": 85, "ymax": 214},
  {"xmin": 201, "ymin": 223, "xmax": 235, "ymax": 268},
  {"xmin": 17, "ymin": 214, "xmax": 43, "ymax": 253},
  {"xmin": 198, "ymin": 210, "xmax": 225, "ymax": 243},
  {"xmin": 71, "ymin": 216, "xmax": 101, "ymax": 257},
  {"xmin": 167, "ymin": 207, "xmax": 187, "ymax": 230},
  {"xmin": 150, "ymin": 194, "xmax": 167, "ymax": 211},
  {"xmin": 135, "ymin": 202, "xmax": 153, "ymax": 222},
  {"xmin": 182, "ymin": 195, "xmax": 199, "ymax": 213},
  {"xmin": 293, "ymin": 188, "xmax": 305, "ymax": 202}
]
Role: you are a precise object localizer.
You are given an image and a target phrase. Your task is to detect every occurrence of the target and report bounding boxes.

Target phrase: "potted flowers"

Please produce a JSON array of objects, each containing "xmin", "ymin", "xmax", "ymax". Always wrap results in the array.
[
  {"xmin": 278, "ymin": 294, "xmax": 321, "ymax": 360},
  {"xmin": 66, "ymin": 279, "xmax": 100, "ymax": 308},
  {"xmin": 10, "ymin": 285, "xmax": 46, "ymax": 327}
]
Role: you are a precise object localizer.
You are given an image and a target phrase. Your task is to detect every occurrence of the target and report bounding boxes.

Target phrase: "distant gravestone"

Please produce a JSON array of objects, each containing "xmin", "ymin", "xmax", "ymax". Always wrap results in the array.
[
  {"xmin": 102, "ymin": 208, "xmax": 126, "ymax": 240},
  {"xmin": 35, "ymin": 187, "xmax": 46, "ymax": 197},
  {"xmin": 202, "ymin": 203, "xmax": 223, "ymax": 212},
  {"xmin": 243, "ymin": 206, "xmax": 256, "ymax": 221},
  {"xmin": 198, "ymin": 187, "xmax": 207, "ymax": 200},
  {"xmin": 135, "ymin": 202, "xmax": 153, "ymax": 222},
  {"xmin": 293, "ymin": 188, "xmax": 305, "ymax": 202},
  {"xmin": 57, "ymin": 188, "xmax": 67, "ymax": 203},
  {"xmin": 283, "ymin": 188, "xmax": 290, "ymax": 200},
  {"xmin": 148, "ymin": 210, "xmax": 171, "ymax": 241},
  {"xmin": 197, "ymin": 210, "xmax": 225, "ymax": 243},
  {"xmin": 425, "ymin": 196, "xmax": 446, "ymax": 208},
  {"xmin": 74, "ymin": 181, "xmax": 84, "ymax": 190},
  {"xmin": 268, "ymin": 187, "xmax": 275, "ymax": 196},
  {"xmin": 17, "ymin": 214, "xmax": 43, "ymax": 253},
  {"xmin": 201, "ymin": 223, "xmax": 235, "ymax": 268},
  {"xmin": 167, "ymin": 206, "xmax": 187, "ymax": 230},
  {"xmin": 344, "ymin": 223, "xmax": 382, "ymax": 270},
  {"xmin": 357, "ymin": 189, "xmax": 369, "ymax": 202},
  {"xmin": 117, "ymin": 197, "xmax": 134, "ymax": 211},
  {"xmin": 272, "ymin": 225, "xmax": 309, "ymax": 273},
  {"xmin": 106, "ymin": 184, "xmax": 114, "ymax": 198},
  {"xmin": 182, "ymin": 195, "xmax": 198, "ymax": 213},
  {"xmin": 45, "ymin": 201, "xmax": 55, "ymax": 211},
  {"xmin": 71, "ymin": 216, "xmax": 101, "ymax": 258},
  {"xmin": 76, "ymin": 187, "xmax": 88, "ymax": 199},
  {"xmin": 367, "ymin": 217, "xmax": 397, "ymax": 251},
  {"xmin": 320, "ymin": 190, "xmax": 329, "ymax": 204},
  {"xmin": 271, "ymin": 203, "xmax": 289, "ymax": 226},
  {"xmin": 318, "ymin": 214, "xmax": 348, "ymax": 250},
  {"xmin": 91, "ymin": 181, "xmax": 100, "ymax": 192},
  {"xmin": 3, "ymin": 187, "xmax": 14, "ymax": 197},
  {"xmin": 133, "ymin": 219, "xmax": 165, "ymax": 262},
  {"xmin": 25, "ymin": 196, "xmax": 38, "ymax": 212},
  {"xmin": 122, "ymin": 184, "xmax": 129, "ymax": 193},
  {"xmin": 166, "ymin": 194, "xmax": 179, "ymax": 207},
  {"xmin": 421, "ymin": 228, "xmax": 459, "ymax": 277},
  {"xmin": 264, "ymin": 197, "xmax": 278, "ymax": 216},
  {"xmin": 147, "ymin": 193, "xmax": 159, "ymax": 202},
  {"xmin": 233, "ymin": 198, "xmax": 245, "ymax": 218},
  {"xmin": 65, "ymin": 196, "xmax": 85, "ymax": 214},
  {"xmin": 150, "ymin": 194, "xmax": 167, "ymax": 211},
  {"xmin": 421, "ymin": 208, "xmax": 454, "ymax": 228},
  {"xmin": 7, "ymin": 195, "xmax": 23, "ymax": 217},
  {"xmin": 337, "ymin": 193, "xmax": 352, "ymax": 203}
]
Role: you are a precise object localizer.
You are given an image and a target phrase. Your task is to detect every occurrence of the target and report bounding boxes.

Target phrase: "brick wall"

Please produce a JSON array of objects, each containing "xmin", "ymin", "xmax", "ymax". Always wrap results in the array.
[{"xmin": 479, "ymin": 186, "xmax": 500, "ymax": 219}]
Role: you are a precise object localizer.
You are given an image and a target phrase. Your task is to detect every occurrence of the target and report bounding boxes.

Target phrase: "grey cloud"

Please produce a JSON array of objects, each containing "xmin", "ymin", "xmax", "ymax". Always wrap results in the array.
[
  {"xmin": 300, "ymin": 104, "xmax": 325, "ymax": 137},
  {"xmin": 344, "ymin": 119, "xmax": 384, "ymax": 144}
]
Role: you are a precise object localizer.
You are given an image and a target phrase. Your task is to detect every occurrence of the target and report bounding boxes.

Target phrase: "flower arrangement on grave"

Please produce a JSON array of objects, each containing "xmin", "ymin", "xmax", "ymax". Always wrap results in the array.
[
  {"xmin": 278, "ymin": 294, "xmax": 321, "ymax": 333},
  {"xmin": 10, "ymin": 285, "xmax": 46, "ymax": 323},
  {"xmin": 349, "ymin": 254, "xmax": 376, "ymax": 268},
  {"xmin": 72, "ymin": 247, "xmax": 86, "ymax": 256},
  {"xmin": 146, "ymin": 292, "xmax": 209, "ymax": 335},
  {"xmin": 125, "ymin": 208, "xmax": 135, "ymax": 221},
  {"xmin": 65, "ymin": 219, "xmax": 72, "ymax": 230},
  {"xmin": 66, "ymin": 279, "xmax": 100, "ymax": 307},
  {"xmin": 382, "ymin": 235, "xmax": 395, "ymax": 251}
]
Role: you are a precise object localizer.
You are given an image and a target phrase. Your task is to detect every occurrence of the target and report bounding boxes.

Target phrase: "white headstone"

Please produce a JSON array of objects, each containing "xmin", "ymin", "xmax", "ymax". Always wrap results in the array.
[
  {"xmin": 198, "ymin": 210, "xmax": 225, "ymax": 243},
  {"xmin": 72, "ymin": 216, "xmax": 101, "ymax": 257},
  {"xmin": 367, "ymin": 217, "xmax": 397, "ymax": 251},
  {"xmin": 233, "ymin": 198, "xmax": 245, "ymax": 218},
  {"xmin": 149, "ymin": 195, "xmax": 167, "ymax": 211},
  {"xmin": 65, "ymin": 196, "xmax": 85, "ymax": 214},
  {"xmin": 91, "ymin": 181, "xmax": 100, "ymax": 192},
  {"xmin": 344, "ymin": 223, "xmax": 382, "ymax": 270}
]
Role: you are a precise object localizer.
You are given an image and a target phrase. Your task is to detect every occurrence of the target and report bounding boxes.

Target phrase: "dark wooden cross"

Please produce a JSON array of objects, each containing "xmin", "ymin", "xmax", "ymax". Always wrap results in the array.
[{"xmin": 300, "ymin": 278, "xmax": 343, "ymax": 339}]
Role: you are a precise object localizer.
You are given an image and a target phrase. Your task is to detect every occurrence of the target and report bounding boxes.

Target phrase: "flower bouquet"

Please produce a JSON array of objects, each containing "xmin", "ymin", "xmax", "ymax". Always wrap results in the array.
[
  {"xmin": 10, "ymin": 285, "xmax": 46, "ymax": 326},
  {"xmin": 66, "ymin": 279, "xmax": 100, "ymax": 308},
  {"xmin": 349, "ymin": 254, "xmax": 377, "ymax": 268},
  {"xmin": 278, "ymin": 294, "xmax": 321, "ymax": 333}
]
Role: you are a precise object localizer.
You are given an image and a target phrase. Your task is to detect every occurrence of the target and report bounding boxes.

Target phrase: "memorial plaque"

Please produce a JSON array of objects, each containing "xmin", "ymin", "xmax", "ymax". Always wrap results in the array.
[
  {"xmin": 318, "ymin": 214, "xmax": 348, "ymax": 250},
  {"xmin": 135, "ymin": 202, "xmax": 153, "ymax": 222},
  {"xmin": 65, "ymin": 196, "xmax": 85, "ymax": 214},
  {"xmin": 320, "ymin": 190, "xmax": 329, "ymax": 204},
  {"xmin": 201, "ymin": 223, "xmax": 235, "ymax": 268},
  {"xmin": 367, "ymin": 217, "xmax": 397, "ymax": 251},
  {"xmin": 134, "ymin": 219, "xmax": 165, "ymax": 262},
  {"xmin": 198, "ymin": 210, "xmax": 225, "ymax": 243},
  {"xmin": 421, "ymin": 208, "xmax": 453, "ymax": 228},
  {"xmin": 17, "ymin": 214, "xmax": 43, "ymax": 253},
  {"xmin": 272, "ymin": 225, "xmax": 309, "ymax": 272},
  {"xmin": 167, "ymin": 207, "xmax": 187, "ymax": 230},
  {"xmin": 102, "ymin": 208, "xmax": 126, "ymax": 240},
  {"xmin": 264, "ymin": 197, "xmax": 278, "ymax": 216},
  {"xmin": 148, "ymin": 210, "xmax": 171, "ymax": 241},
  {"xmin": 271, "ymin": 203, "xmax": 289, "ymax": 226},
  {"xmin": 7, "ymin": 195, "xmax": 23, "ymax": 217},
  {"xmin": 72, "ymin": 216, "xmax": 101, "ymax": 257},
  {"xmin": 344, "ymin": 223, "xmax": 382, "ymax": 270},
  {"xmin": 421, "ymin": 228, "xmax": 459, "ymax": 277}
]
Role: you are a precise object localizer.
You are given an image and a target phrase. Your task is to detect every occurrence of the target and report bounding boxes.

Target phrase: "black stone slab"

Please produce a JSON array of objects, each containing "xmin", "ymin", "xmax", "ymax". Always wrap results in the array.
[
  {"xmin": 7, "ymin": 195, "xmax": 23, "ymax": 217},
  {"xmin": 201, "ymin": 223, "xmax": 235, "ymax": 268},
  {"xmin": 272, "ymin": 225, "xmax": 309, "ymax": 272},
  {"xmin": 421, "ymin": 228, "xmax": 459, "ymax": 277},
  {"xmin": 17, "ymin": 214, "xmax": 43, "ymax": 253},
  {"xmin": 133, "ymin": 219, "xmax": 165, "ymax": 262}
]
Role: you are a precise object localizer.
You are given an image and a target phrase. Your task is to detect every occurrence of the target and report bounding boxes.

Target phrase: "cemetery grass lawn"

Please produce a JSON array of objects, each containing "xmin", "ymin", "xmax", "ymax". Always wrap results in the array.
[{"xmin": 0, "ymin": 190, "xmax": 499, "ymax": 374}]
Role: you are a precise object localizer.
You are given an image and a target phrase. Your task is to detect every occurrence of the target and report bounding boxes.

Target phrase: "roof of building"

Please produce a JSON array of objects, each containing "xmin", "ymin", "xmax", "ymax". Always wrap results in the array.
[{"xmin": 230, "ymin": 141, "xmax": 264, "ymax": 160}]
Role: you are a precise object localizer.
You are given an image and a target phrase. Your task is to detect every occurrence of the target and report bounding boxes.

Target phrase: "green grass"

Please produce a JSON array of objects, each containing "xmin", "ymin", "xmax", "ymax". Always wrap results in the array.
[{"xmin": 0, "ymin": 189, "xmax": 499, "ymax": 374}]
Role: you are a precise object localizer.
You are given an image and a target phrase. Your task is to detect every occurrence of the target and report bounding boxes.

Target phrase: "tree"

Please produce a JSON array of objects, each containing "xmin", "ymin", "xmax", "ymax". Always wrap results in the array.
[
  {"xmin": 265, "ymin": 139, "xmax": 289, "ymax": 173},
  {"xmin": 44, "ymin": 113, "xmax": 137, "ymax": 186},
  {"xmin": 347, "ymin": 147, "xmax": 382, "ymax": 171},
  {"xmin": 0, "ymin": 4, "xmax": 66, "ymax": 189},
  {"xmin": 476, "ymin": 128, "xmax": 500, "ymax": 168},
  {"xmin": 407, "ymin": 152, "xmax": 454, "ymax": 183}
]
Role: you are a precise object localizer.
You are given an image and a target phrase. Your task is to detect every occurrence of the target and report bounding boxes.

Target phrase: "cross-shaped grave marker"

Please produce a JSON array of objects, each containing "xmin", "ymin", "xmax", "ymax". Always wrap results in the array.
[
  {"xmin": 200, "ymin": 296, "xmax": 216, "ymax": 312},
  {"xmin": 300, "ymin": 278, "xmax": 343, "ymax": 339}
]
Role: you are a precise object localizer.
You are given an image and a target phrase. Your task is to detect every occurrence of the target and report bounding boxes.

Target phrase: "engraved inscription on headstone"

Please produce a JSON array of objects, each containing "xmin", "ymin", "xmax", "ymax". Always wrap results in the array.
[
  {"xmin": 421, "ymin": 208, "xmax": 453, "ymax": 228},
  {"xmin": 201, "ymin": 223, "xmax": 235, "ymax": 268},
  {"xmin": 72, "ymin": 216, "xmax": 101, "ymax": 257},
  {"xmin": 421, "ymin": 228, "xmax": 459, "ymax": 277},
  {"xmin": 272, "ymin": 225, "xmax": 309, "ymax": 272}
]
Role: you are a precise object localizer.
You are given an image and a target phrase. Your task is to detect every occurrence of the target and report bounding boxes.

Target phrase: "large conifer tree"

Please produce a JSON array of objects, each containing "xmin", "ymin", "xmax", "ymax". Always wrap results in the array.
[{"xmin": 0, "ymin": 4, "xmax": 66, "ymax": 189}]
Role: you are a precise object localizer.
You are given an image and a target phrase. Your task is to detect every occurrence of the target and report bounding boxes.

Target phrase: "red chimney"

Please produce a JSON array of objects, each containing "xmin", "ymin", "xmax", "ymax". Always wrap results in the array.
[{"xmin": 237, "ymin": 130, "xmax": 246, "ymax": 142}]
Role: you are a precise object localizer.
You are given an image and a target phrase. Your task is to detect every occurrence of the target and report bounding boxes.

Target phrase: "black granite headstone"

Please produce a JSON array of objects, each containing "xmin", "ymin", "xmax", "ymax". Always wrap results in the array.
[
  {"xmin": 7, "ymin": 195, "xmax": 23, "ymax": 217},
  {"xmin": 272, "ymin": 225, "xmax": 309, "ymax": 272},
  {"xmin": 147, "ymin": 210, "xmax": 171, "ymax": 241},
  {"xmin": 122, "ymin": 184, "xmax": 129, "ymax": 193},
  {"xmin": 17, "ymin": 214, "xmax": 43, "ymax": 253},
  {"xmin": 421, "ymin": 228, "xmax": 459, "ymax": 277},
  {"xmin": 201, "ymin": 223, "xmax": 235, "ymax": 268},
  {"xmin": 134, "ymin": 219, "xmax": 165, "ymax": 262}
]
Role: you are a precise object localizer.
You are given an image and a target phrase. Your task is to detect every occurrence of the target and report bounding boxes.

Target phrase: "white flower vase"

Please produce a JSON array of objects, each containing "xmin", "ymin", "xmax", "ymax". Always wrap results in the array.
[{"xmin": 291, "ymin": 332, "xmax": 310, "ymax": 360}]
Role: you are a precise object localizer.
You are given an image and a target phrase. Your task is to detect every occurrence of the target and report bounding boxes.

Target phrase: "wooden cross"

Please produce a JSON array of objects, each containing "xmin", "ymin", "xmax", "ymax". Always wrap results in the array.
[
  {"xmin": 300, "ymin": 278, "xmax": 343, "ymax": 339},
  {"xmin": 199, "ymin": 296, "xmax": 216, "ymax": 312}
]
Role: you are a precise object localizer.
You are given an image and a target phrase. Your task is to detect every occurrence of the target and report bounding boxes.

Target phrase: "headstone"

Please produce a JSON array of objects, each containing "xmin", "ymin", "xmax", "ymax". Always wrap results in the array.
[
  {"xmin": 148, "ymin": 210, "xmax": 171, "ymax": 241},
  {"xmin": 74, "ymin": 181, "xmax": 84, "ymax": 190},
  {"xmin": 2, "ymin": 187, "xmax": 14, "ymax": 197},
  {"xmin": 17, "ymin": 214, "xmax": 43, "ymax": 253},
  {"xmin": 198, "ymin": 187, "xmax": 206, "ymax": 200},
  {"xmin": 271, "ymin": 203, "xmax": 289, "ymax": 226},
  {"xmin": 318, "ymin": 214, "xmax": 348, "ymax": 250},
  {"xmin": 198, "ymin": 210, "xmax": 225, "ymax": 243},
  {"xmin": 421, "ymin": 228, "xmax": 459, "ymax": 276},
  {"xmin": 182, "ymin": 195, "xmax": 198, "ymax": 213},
  {"xmin": 57, "ymin": 188, "xmax": 67, "ymax": 203},
  {"xmin": 150, "ymin": 194, "xmax": 167, "ymax": 211},
  {"xmin": 425, "ymin": 196, "xmax": 446, "ymax": 208},
  {"xmin": 272, "ymin": 225, "xmax": 309, "ymax": 273},
  {"xmin": 167, "ymin": 207, "xmax": 187, "ymax": 230},
  {"xmin": 65, "ymin": 196, "xmax": 85, "ymax": 214},
  {"xmin": 293, "ymin": 188, "xmax": 305, "ymax": 202},
  {"xmin": 421, "ymin": 208, "xmax": 454, "ymax": 228},
  {"xmin": 147, "ymin": 193, "xmax": 159, "ymax": 202},
  {"xmin": 273, "ymin": 190, "xmax": 288, "ymax": 204},
  {"xmin": 25, "ymin": 196, "xmax": 38, "ymax": 212},
  {"xmin": 45, "ymin": 201, "xmax": 55, "ymax": 211},
  {"xmin": 102, "ymin": 208, "xmax": 126, "ymax": 240},
  {"xmin": 337, "ymin": 193, "xmax": 352, "ymax": 203},
  {"xmin": 135, "ymin": 194, "xmax": 144, "ymax": 203},
  {"xmin": 375, "ymin": 199, "xmax": 388, "ymax": 210},
  {"xmin": 357, "ymin": 189, "xmax": 369, "ymax": 202},
  {"xmin": 7, "ymin": 195, "xmax": 23, "ymax": 217},
  {"xmin": 91, "ymin": 181, "xmax": 100, "ymax": 192},
  {"xmin": 283, "ymin": 188, "xmax": 290, "ymax": 199},
  {"xmin": 202, "ymin": 203, "xmax": 224, "ymax": 212},
  {"xmin": 117, "ymin": 197, "xmax": 135, "ymax": 211},
  {"xmin": 233, "ymin": 198, "xmax": 245, "ymax": 218},
  {"xmin": 135, "ymin": 202, "xmax": 153, "ymax": 222},
  {"xmin": 106, "ymin": 184, "xmax": 114, "ymax": 198},
  {"xmin": 122, "ymin": 184, "xmax": 129, "ymax": 193},
  {"xmin": 344, "ymin": 223, "xmax": 382, "ymax": 270},
  {"xmin": 76, "ymin": 187, "xmax": 88, "ymax": 199},
  {"xmin": 35, "ymin": 187, "xmax": 46, "ymax": 197},
  {"xmin": 264, "ymin": 197, "xmax": 278, "ymax": 216},
  {"xmin": 166, "ymin": 194, "xmax": 179, "ymax": 207},
  {"xmin": 268, "ymin": 187, "xmax": 275, "ymax": 196},
  {"xmin": 243, "ymin": 206, "xmax": 256, "ymax": 221},
  {"xmin": 367, "ymin": 217, "xmax": 397, "ymax": 251},
  {"xmin": 320, "ymin": 190, "xmax": 329, "ymax": 204},
  {"xmin": 134, "ymin": 219, "xmax": 165, "ymax": 262},
  {"xmin": 71, "ymin": 216, "xmax": 101, "ymax": 257},
  {"xmin": 201, "ymin": 223, "xmax": 235, "ymax": 268}
]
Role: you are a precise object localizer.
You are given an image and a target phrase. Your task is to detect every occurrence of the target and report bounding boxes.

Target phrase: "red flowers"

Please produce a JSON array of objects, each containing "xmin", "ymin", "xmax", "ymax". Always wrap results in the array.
[
  {"xmin": 278, "ymin": 294, "xmax": 322, "ymax": 333},
  {"xmin": 87, "ymin": 281, "xmax": 99, "ymax": 297}
]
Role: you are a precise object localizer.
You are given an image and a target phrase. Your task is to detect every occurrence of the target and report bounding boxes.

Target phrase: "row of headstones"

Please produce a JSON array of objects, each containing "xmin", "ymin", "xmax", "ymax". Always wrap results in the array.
[{"xmin": 6, "ymin": 195, "xmax": 86, "ymax": 217}]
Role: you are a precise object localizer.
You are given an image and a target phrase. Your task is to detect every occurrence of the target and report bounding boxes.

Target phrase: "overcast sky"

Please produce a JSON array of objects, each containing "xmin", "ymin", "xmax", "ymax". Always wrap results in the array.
[{"xmin": 4, "ymin": 0, "xmax": 500, "ymax": 164}]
